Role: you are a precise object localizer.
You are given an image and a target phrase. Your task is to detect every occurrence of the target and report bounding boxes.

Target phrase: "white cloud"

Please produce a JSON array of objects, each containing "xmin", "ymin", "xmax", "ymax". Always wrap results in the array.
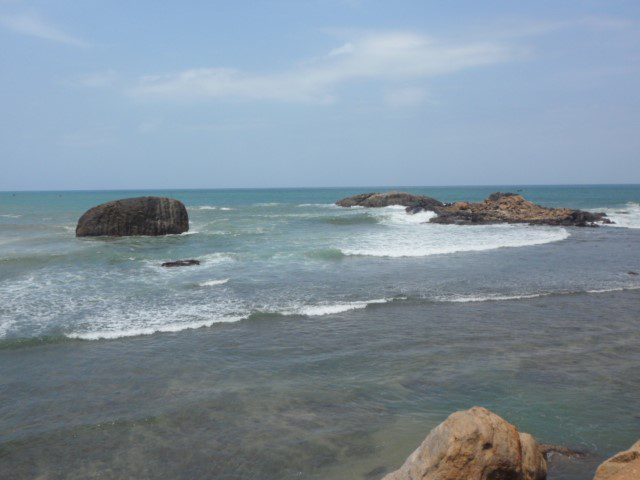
[
  {"xmin": 0, "ymin": 12, "xmax": 89, "ymax": 47},
  {"xmin": 129, "ymin": 31, "xmax": 517, "ymax": 104},
  {"xmin": 385, "ymin": 87, "xmax": 428, "ymax": 108}
]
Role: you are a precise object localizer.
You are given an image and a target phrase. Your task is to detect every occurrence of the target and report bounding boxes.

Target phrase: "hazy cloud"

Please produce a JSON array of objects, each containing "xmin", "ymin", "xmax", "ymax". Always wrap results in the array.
[
  {"xmin": 130, "ymin": 31, "xmax": 518, "ymax": 104},
  {"xmin": 0, "ymin": 12, "xmax": 89, "ymax": 47}
]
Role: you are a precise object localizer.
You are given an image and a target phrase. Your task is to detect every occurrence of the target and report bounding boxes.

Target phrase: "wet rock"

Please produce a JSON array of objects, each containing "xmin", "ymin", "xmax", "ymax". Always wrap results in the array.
[
  {"xmin": 594, "ymin": 440, "xmax": 640, "ymax": 480},
  {"xmin": 382, "ymin": 406, "xmax": 547, "ymax": 480},
  {"xmin": 539, "ymin": 444, "xmax": 588, "ymax": 459},
  {"xmin": 161, "ymin": 259, "xmax": 200, "ymax": 267},
  {"xmin": 628, "ymin": 271, "xmax": 639, "ymax": 276},
  {"xmin": 430, "ymin": 192, "xmax": 610, "ymax": 227},
  {"xmin": 76, "ymin": 196, "xmax": 189, "ymax": 237},
  {"xmin": 336, "ymin": 192, "xmax": 443, "ymax": 211}
]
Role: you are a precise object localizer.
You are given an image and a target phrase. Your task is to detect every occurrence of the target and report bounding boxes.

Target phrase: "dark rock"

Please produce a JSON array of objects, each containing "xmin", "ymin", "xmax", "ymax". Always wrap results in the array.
[
  {"xmin": 76, "ymin": 196, "xmax": 189, "ymax": 237},
  {"xmin": 539, "ymin": 444, "xmax": 588, "ymax": 459},
  {"xmin": 430, "ymin": 193, "xmax": 611, "ymax": 227},
  {"xmin": 161, "ymin": 259, "xmax": 200, "ymax": 267},
  {"xmin": 336, "ymin": 192, "xmax": 443, "ymax": 211},
  {"xmin": 628, "ymin": 271, "xmax": 639, "ymax": 276}
]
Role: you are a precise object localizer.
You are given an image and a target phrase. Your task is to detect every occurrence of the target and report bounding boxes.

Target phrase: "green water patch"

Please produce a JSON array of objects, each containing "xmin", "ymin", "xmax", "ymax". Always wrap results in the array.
[
  {"xmin": 0, "ymin": 334, "xmax": 79, "ymax": 350},
  {"xmin": 318, "ymin": 214, "xmax": 379, "ymax": 226},
  {"xmin": 305, "ymin": 248, "xmax": 346, "ymax": 261}
]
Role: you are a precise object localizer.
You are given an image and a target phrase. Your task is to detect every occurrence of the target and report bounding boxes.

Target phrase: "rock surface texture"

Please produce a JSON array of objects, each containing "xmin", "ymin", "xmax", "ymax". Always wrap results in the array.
[
  {"xmin": 76, "ymin": 196, "xmax": 189, "ymax": 237},
  {"xmin": 431, "ymin": 192, "xmax": 609, "ymax": 227},
  {"xmin": 335, "ymin": 192, "xmax": 443, "ymax": 210},
  {"xmin": 593, "ymin": 440, "xmax": 640, "ymax": 480},
  {"xmin": 382, "ymin": 406, "xmax": 547, "ymax": 480}
]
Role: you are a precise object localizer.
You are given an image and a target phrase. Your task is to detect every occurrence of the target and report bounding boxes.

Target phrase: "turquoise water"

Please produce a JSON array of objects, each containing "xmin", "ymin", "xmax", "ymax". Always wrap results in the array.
[{"xmin": 1, "ymin": 185, "xmax": 639, "ymax": 479}]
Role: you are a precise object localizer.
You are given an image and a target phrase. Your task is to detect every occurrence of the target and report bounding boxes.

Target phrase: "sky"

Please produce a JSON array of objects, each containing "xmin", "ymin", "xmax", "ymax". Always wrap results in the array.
[{"xmin": 1, "ymin": 1, "xmax": 639, "ymax": 190}]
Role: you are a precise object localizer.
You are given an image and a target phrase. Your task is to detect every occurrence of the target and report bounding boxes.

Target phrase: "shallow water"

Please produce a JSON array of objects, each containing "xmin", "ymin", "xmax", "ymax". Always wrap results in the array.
[{"xmin": 1, "ymin": 185, "xmax": 639, "ymax": 479}]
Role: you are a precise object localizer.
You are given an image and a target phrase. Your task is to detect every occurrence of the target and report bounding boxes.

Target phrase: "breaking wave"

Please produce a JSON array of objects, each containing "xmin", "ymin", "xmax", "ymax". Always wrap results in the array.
[
  {"xmin": 600, "ymin": 202, "xmax": 640, "ymax": 229},
  {"xmin": 339, "ymin": 207, "xmax": 569, "ymax": 258}
]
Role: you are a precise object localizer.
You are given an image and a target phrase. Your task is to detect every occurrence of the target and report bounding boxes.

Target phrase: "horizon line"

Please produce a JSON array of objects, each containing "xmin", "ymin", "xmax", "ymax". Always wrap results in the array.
[{"xmin": 1, "ymin": 182, "xmax": 640, "ymax": 194}]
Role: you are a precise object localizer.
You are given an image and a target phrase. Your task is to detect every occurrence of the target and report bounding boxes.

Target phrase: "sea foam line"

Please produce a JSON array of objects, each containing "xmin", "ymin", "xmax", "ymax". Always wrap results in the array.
[
  {"xmin": 437, "ymin": 285, "xmax": 640, "ymax": 303},
  {"xmin": 65, "ymin": 315, "xmax": 246, "ymax": 340},
  {"xmin": 198, "ymin": 278, "xmax": 230, "ymax": 287}
]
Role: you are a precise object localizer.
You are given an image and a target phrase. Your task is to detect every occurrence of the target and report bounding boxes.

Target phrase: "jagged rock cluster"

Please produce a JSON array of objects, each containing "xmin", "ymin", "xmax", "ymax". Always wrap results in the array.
[{"xmin": 336, "ymin": 191, "xmax": 610, "ymax": 227}]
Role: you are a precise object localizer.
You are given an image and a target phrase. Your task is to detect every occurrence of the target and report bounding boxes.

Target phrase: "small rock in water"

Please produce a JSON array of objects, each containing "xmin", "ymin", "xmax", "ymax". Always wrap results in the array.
[
  {"xmin": 161, "ymin": 259, "xmax": 200, "ymax": 267},
  {"xmin": 628, "ymin": 271, "xmax": 639, "ymax": 276},
  {"xmin": 539, "ymin": 444, "xmax": 588, "ymax": 459}
]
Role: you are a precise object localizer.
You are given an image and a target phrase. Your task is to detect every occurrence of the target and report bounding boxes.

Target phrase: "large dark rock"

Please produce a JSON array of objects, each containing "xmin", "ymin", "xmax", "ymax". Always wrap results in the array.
[
  {"xmin": 76, "ymin": 196, "xmax": 189, "ymax": 237},
  {"xmin": 336, "ymin": 192, "xmax": 443, "ymax": 210}
]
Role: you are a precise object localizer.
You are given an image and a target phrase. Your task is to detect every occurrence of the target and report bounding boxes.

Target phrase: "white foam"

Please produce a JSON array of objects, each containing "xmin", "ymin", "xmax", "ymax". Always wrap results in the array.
[
  {"xmin": 200, "ymin": 252, "xmax": 237, "ymax": 264},
  {"xmin": 441, "ymin": 293, "xmax": 549, "ymax": 303},
  {"xmin": 284, "ymin": 298, "xmax": 390, "ymax": 316},
  {"xmin": 66, "ymin": 315, "xmax": 246, "ymax": 340},
  {"xmin": 195, "ymin": 206, "xmax": 234, "ymax": 211},
  {"xmin": 437, "ymin": 285, "xmax": 640, "ymax": 303},
  {"xmin": 600, "ymin": 202, "xmax": 640, "ymax": 229},
  {"xmin": 340, "ymin": 211, "xmax": 570, "ymax": 258},
  {"xmin": 198, "ymin": 278, "xmax": 230, "ymax": 287},
  {"xmin": 298, "ymin": 203, "xmax": 339, "ymax": 208},
  {"xmin": 0, "ymin": 214, "xmax": 22, "ymax": 218}
]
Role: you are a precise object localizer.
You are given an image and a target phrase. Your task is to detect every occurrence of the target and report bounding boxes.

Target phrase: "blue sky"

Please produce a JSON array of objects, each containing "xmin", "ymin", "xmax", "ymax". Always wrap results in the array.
[{"xmin": 1, "ymin": 1, "xmax": 639, "ymax": 190}]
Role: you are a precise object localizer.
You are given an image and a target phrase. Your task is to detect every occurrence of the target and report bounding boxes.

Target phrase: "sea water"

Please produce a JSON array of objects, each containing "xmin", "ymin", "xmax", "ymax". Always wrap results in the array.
[{"xmin": 0, "ymin": 185, "xmax": 639, "ymax": 479}]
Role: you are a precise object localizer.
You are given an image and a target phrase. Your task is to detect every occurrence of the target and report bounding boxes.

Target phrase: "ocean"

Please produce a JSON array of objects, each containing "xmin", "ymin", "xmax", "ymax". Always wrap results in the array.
[{"xmin": 1, "ymin": 185, "xmax": 639, "ymax": 479}]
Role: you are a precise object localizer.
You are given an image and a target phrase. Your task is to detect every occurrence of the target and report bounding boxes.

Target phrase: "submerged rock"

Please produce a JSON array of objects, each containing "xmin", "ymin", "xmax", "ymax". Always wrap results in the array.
[
  {"xmin": 76, "ymin": 196, "xmax": 189, "ymax": 237},
  {"xmin": 382, "ymin": 406, "xmax": 547, "ymax": 480},
  {"xmin": 593, "ymin": 440, "xmax": 640, "ymax": 480},
  {"xmin": 336, "ymin": 192, "xmax": 443, "ymax": 210},
  {"xmin": 430, "ymin": 192, "xmax": 610, "ymax": 227},
  {"xmin": 161, "ymin": 259, "xmax": 200, "ymax": 267}
]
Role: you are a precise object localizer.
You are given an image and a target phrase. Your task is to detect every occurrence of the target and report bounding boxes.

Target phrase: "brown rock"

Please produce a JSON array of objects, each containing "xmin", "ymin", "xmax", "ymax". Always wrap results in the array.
[
  {"xmin": 76, "ymin": 196, "xmax": 189, "ymax": 237},
  {"xmin": 382, "ymin": 406, "xmax": 547, "ymax": 480},
  {"xmin": 594, "ymin": 440, "xmax": 640, "ymax": 480},
  {"xmin": 430, "ymin": 192, "xmax": 609, "ymax": 227}
]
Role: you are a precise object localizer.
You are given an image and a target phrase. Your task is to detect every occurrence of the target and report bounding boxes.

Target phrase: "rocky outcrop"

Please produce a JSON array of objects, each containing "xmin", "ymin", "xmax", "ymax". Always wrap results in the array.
[
  {"xmin": 336, "ymin": 191, "xmax": 610, "ymax": 227},
  {"xmin": 430, "ymin": 192, "xmax": 610, "ymax": 227},
  {"xmin": 161, "ymin": 259, "xmax": 200, "ymax": 267},
  {"xmin": 382, "ymin": 406, "xmax": 547, "ymax": 480},
  {"xmin": 336, "ymin": 192, "xmax": 443, "ymax": 210},
  {"xmin": 76, "ymin": 197, "xmax": 189, "ymax": 237},
  {"xmin": 593, "ymin": 440, "xmax": 640, "ymax": 480}
]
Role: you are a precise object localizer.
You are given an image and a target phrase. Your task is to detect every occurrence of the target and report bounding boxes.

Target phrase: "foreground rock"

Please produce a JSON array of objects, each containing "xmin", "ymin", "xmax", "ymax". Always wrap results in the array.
[
  {"xmin": 336, "ymin": 192, "xmax": 442, "ymax": 210},
  {"xmin": 383, "ymin": 406, "xmax": 547, "ymax": 480},
  {"xmin": 594, "ymin": 440, "xmax": 640, "ymax": 480},
  {"xmin": 431, "ymin": 192, "xmax": 610, "ymax": 227},
  {"xmin": 161, "ymin": 259, "xmax": 200, "ymax": 267},
  {"xmin": 76, "ymin": 197, "xmax": 189, "ymax": 237}
]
